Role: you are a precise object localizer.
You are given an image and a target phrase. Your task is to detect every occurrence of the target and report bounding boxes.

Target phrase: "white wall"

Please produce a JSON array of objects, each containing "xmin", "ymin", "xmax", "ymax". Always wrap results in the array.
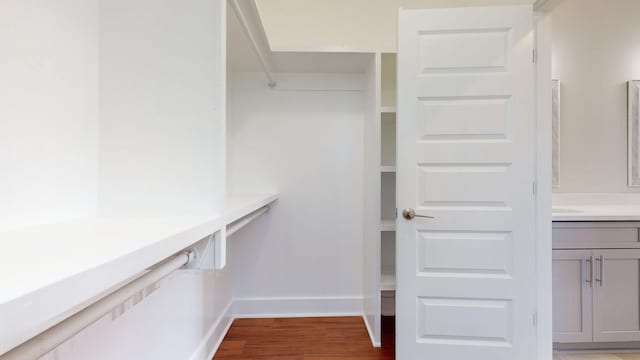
[
  {"xmin": 97, "ymin": 0, "xmax": 226, "ymax": 216},
  {"xmin": 0, "ymin": 0, "xmax": 227, "ymax": 223},
  {"xmin": 552, "ymin": 0, "xmax": 640, "ymax": 193},
  {"xmin": 0, "ymin": 0, "xmax": 99, "ymax": 230},
  {"xmin": 255, "ymin": 0, "xmax": 535, "ymax": 52},
  {"xmin": 227, "ymin": 73, "xmax": 365, "ymax": 315}
]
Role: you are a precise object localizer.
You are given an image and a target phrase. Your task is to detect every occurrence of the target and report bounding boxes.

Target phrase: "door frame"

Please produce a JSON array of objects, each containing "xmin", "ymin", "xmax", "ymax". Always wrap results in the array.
[
  {"xmin": 534, "ymin": 7, "xmax": 554, "ymax": 360},
  {"xmin": 535, "ymin": 0, "xmax": 573, "ymax": 357}
]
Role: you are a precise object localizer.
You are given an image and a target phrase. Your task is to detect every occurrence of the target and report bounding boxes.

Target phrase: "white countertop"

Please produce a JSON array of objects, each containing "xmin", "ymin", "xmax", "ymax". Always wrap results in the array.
[
  {"xmin": 0, "ymin": 193, "xmax": 277, "ymax": 355},
  {"xmin": 553, "ymin": 193, "xmax": 640, "ymax": 221}
]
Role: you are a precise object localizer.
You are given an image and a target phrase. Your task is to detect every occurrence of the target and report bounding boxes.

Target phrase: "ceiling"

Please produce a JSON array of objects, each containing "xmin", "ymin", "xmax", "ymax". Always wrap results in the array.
[
  {"xmin": 255, "ymin": 0, "xmax": 537, "ymax": 52},
  {"xmin": 226, "ymin": 6, "xmax": 372, "ymax": 74}
]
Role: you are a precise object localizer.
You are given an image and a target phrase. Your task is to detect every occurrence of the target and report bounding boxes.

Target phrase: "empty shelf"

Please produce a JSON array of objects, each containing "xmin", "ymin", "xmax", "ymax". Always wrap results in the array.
[
  {"xmin": 380, "ymin": 272, "xmax": 396, "ymax": 291},
  {"xmin": 380, "ymin": 219, "xmax": 395, "ymax": 231},
  {"xmin": 0, "ymin": 192, "xmax": 278, "ymax": 354}
]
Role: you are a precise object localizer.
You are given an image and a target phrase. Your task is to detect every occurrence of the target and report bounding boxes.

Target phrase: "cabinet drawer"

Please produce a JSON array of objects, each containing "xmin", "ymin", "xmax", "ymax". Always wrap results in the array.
[{"xmin": 553, "ymin": 222, "xmax": 640, "ymax": 249}]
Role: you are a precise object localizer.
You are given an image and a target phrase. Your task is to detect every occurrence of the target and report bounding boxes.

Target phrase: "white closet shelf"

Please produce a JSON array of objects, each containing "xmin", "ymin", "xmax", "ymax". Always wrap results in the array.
[
  {"xmin": 380, "ymin": 219, "xmax": 396, "ymax": 232},
  {"xmin": 380, "ymin": 106, "xmax": 396, "ymax": 113},
  {"xmin": 380, "ymin": 166, "xmax": 396, "ymax": 173},
  {"xmin": 380, "ymin": 272, "xmax": 396, "ymax": 291},
  {"xmin": 0, "ymin": 192, "xmax": 278, "ymax": 355}
]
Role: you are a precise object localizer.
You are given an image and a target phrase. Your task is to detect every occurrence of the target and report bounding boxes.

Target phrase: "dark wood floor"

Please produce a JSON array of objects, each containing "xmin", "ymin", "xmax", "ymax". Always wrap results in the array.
[{"xmin": 214, "ymin": 316, "xmax": 395, "ymax": 360}]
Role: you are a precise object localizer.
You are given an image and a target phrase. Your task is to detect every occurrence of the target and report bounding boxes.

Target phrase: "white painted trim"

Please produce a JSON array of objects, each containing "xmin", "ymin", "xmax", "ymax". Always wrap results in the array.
[
  {"xmin": 188, "ymin": 301, "xmax": 234, "ymax": 360},
  {"xmin": 555, "ymin": 347, "xmax": 640, "ymax": 353},
  {"xmin": 249, "ymin": 0, "xmax": 273, "ymax": 51},
  {"xmin": 535, "ymin": 11, "xmax": 554, "ymax": 360},
  {"xmin": 362, "ymin": 52, "xmax": 383, "ymax": 348},
  {"xmin": 228, "ymin": 0, "xmax": 276, "ymax": 87},
  {"xmin": 534, "ymin": 0, "xmax": 564, "ymax": 12},
  {"xmin": 233, "ymin": 296, "xmax": 363, "ymax": 318},
  {"xmin": 362, "ymin": 314, "xmax": 381, "ymax": 348},
  {"xmin": 268, "ymin": 45, "xmax": 383, "ymax": 54}
]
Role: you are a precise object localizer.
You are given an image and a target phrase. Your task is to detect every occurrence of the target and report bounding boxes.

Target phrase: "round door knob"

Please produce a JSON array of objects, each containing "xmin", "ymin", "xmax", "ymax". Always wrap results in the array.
[{"xmin": 402, "ymin": 208, "xmax": 416, "ymax": 220}]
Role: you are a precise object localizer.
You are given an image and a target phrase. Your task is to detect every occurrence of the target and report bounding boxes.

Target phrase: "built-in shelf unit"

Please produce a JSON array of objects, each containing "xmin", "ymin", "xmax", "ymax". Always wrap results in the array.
[
  {"xmin": 363, "ymin": 51, "xmax": 397, "ymax": 347},
  {"xmin": 379, "ymin": 53, "xmax": 397, "ymax": 318}
]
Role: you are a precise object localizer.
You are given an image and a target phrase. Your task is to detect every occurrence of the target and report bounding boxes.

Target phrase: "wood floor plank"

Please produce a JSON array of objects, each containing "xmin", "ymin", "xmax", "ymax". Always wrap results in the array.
[
  {"xmin": 215, "ymin": 316, "xmax": 640, "ymax": 360},
  {"xmin": 214, "ymin": 316, "xmax": 394, "ymax": 360}
]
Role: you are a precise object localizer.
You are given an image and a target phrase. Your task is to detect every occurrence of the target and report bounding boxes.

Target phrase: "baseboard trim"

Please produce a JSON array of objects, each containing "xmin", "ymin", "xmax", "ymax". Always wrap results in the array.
[
  {"xmin": 362, "ymin": 314, "xmax": 381, "ymax": 347},
  {"xmin": 233, "ymin": 296, "xmax": 363, "ymax": 318},
  {"xmin": 554, "ymin": 341, "xmax": 640, "ymax": 352},
  {"xmin": 188, "ymin": 301, "xmax": 234, "ymax": 360}
]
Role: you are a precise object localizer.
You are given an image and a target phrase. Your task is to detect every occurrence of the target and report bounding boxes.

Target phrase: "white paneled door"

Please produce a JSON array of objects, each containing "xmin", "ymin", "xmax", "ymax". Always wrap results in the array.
[{"xmin": 396, "ymin": 6, "xmax": 536, "ymax": 360}]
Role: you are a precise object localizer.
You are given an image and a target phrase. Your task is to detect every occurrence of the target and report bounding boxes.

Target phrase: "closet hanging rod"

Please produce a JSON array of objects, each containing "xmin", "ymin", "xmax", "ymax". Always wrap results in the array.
[
  {"xmin": 227, "ymin": 205, "xmax": 269, "ymax": 236},
  {"xmin": 0, "ymin": 251, "xmax": 194, "ymax": 360},
  {"xmin": 228, "ymin": 0, "xmax": 276, "ymax": 88}
]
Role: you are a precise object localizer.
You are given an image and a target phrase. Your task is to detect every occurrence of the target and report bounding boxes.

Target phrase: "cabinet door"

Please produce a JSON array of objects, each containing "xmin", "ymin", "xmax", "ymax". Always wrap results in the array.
[
  {"xmin": 592, "ymin": 249, "xmax": 640, "ymax": 342},
  {"xmin": 553, "ymin": 250, "xmax": 593, "ymax": 343}
]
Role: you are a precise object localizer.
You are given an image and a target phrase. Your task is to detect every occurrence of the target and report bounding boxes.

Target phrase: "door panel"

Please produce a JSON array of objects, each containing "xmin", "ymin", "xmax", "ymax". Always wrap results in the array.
[
  {"xmin": 593, "ymin": 249, "xmax": 640, "ymax": 342},
  {"xmin": 417, "ymin": 164, "xmax": 510, "ymax": 207},
  {"xmin": 397, "ymin": 6, "xmax": 535, "ymax": 360},
  {"xmin": 417, "ymin": 29, "xmax": 509, "ymax": 73},
  {"xmin": 417, "ymin": 231, "xmax": 511, "ymax": 276},
  {"xmin": 552, "ymin": 250, "xmax": 593, "ymax": 343},
  {"xmin": 417, "ymin": 297, "xmax": 513, "ymax": 345},
  {"xmin": 417, "ymin": 97, "xmax": 510, "ymax": 140}
]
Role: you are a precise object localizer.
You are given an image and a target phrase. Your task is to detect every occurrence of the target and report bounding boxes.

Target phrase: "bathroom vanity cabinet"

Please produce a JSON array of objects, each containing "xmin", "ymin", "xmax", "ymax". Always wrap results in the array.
[{"xmin": 552, "ymin": 222, "xmax": 640, "ymax": 346}]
